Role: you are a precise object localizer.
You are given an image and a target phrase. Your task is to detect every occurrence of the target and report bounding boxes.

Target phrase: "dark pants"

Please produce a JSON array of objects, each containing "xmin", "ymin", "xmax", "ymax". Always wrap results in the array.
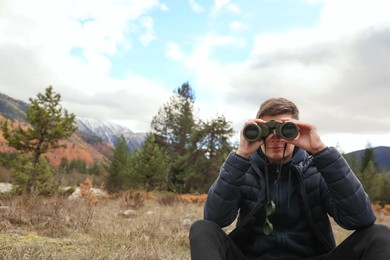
[{"xmin": 189, "ymin": 220, "xmax": 390, "ymax": 260}]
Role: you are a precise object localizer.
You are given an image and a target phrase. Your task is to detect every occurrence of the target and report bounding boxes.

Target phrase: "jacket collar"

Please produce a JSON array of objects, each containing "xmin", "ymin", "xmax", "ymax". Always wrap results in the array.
[{"xmin": 250, "ymin": 146, "xmax": 307, "ymax": 169}]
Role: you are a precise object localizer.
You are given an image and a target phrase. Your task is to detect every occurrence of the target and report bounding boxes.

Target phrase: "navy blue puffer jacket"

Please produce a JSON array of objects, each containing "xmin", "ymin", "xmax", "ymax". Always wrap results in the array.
[{"xmin": 204, "ymin": 146, "xmax": 376, "ymax": 255}]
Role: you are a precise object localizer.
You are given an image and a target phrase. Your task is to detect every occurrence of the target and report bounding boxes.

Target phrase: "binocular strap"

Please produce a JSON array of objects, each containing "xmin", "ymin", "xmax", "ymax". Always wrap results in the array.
[{"xmin": 262, "ymin": 140, "xmax": 288, "ymax": 235}]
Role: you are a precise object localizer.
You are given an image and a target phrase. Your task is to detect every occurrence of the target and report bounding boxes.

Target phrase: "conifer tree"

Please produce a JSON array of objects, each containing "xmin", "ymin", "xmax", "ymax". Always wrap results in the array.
[
  {"xmin": 376, "ymin": 174, "xmax": 390, "ymax": 205},
  {"xmin": 344, "ymin": 153, "xmax": 361, "ymax": 178},
  {"xmin": 150, "ymin": 82, "xmax": 235, "ymax": 193},
  {"xmin": 361, "ymin": 159, "xmax": 377, "ymax": 198},
  {"xmin": 184, "ymin": 115, "xmax": 234, "ymax": 192},
  {"xmin": 151, "ymin": 82, "xmax": 196, "ymax": 192},
  {"xmin": 2, "ymin": 86, "xmax": 77, "ymax": 192},
  {"xmin": 360, "ymin": 142, "xmax": 378, "ymax": 173},
  {"xmin": 107, "ymin": 135, "xmax": 130, "ymax": 192},
  {"xmin": 132, "ymin": 134, "xmax": 169, "ymax": 190}
]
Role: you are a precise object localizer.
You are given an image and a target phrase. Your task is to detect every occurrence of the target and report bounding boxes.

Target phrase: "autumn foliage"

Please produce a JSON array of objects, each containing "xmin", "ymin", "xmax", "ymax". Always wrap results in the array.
[
  {"xmin": 0, "ymin": 115, "xmax": 108, "ymax": 167},
  {"xmin": 178, "ymin": 194, "xmax": 207, "ymax": 205},
  {"xmin": 372, "ymin": 203, "xmax": 390, "ymax": 216}
]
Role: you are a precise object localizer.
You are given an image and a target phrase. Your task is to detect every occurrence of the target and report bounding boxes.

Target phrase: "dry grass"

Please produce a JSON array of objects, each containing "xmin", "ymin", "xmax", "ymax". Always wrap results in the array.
[
  {"xmin": 0, "ymin": 192, "xmax": 202, "ymax": 259},
  {"xmin": 0, "ymin": 193, "xmax": 389, "ymax": 260}
]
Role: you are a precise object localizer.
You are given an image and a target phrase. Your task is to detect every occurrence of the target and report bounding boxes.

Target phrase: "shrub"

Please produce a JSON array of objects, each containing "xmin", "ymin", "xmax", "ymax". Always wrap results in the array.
[
  {"xmin": 156, "ymin": 192, "xmax": 179, "ymax": 206},
  {"xmin": 119, "ymin": 190, "xmax": 145, "ymax": 209}
]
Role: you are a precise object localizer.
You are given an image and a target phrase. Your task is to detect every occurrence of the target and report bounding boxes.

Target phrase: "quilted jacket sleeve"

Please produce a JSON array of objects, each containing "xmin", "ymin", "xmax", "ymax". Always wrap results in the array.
[
  {"xmin": 204, "ymin": 152, "xmax": 251, "ymax": 227},
  {"xmin": 313, "ymin": 147, "xmax": 376, "ymax": 230}
]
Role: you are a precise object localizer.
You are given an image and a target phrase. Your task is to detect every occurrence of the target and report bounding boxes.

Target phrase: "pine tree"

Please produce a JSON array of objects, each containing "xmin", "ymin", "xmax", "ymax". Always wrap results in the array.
[
  {"xmin": 2, "ymin": 86, "xmax": 77, "ymax": 192},
  {"xmin": 106, "ymin": 135, "xmax": 130, "ymax": 192},
  {"xmin": 151, "ymin": 82, "xmax": 197, "ymax": 192},
  {"xmin": 361, "ymin": 142, "xmax": 378, "ymax": 173},
  {"xmin": 150, "ymin": 82, "xmax": 236, "ymax": 193},
  {"xmin": 376, "ymin": 174, "xmax": 390, "ymax": 205},
  {"xmin": 132, "ymin": 134, "xmax": 169, "ymax": 190},
  {"xmin": 184, "ymin": 115, "xmax": 234, "ymax": 192},
  {"xmin": 361, "ymin": 160, "xmax": 377, "ymax": 198},
  {"xmin": 344, "ymin": 153, "xmax": 361, "ymax": 179}
]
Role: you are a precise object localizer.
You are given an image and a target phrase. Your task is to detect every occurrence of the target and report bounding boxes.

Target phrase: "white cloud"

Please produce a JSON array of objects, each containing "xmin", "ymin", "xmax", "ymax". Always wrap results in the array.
[
  {"xmin": 188, "ymin": 0, "xmax": 204, "ymax": 13},
  {"xmin": 1, "ymin": 0, "xmax": 390, "ymax": 152},
  {"xmin": 166, "ymin": 42, "xmax": 185, "ymax": 60},
  {"xmin": 212, "ymin": 0, "xmax": 240, "ymax": 15},
  {"xmin": 0, "ymin": 0, "xmax": 170, "ymax": 132},
  {"xmin": 229, "ymin": 21, "xmax": 248, "ymax": 32},
  {"xmin": 159, "ymin": 3, "xmax": 169, "ymax": 11},
  {"xmin": 138, "ymin": 16, "xmax": 157, "ymax": 46},
  {"xmin": 220, "ymin": 0, "xmax": 390, "ymax": 139},
  {"xmin": 318, "ymin": 0, "xmax": 390, "ymax": 34},
  {"xmin": 0, "ymin": 2, "xmax": 157, "ymax": 98},
  {"xmin": 164, "ymin": 0, "xmax": 390, "ymax": 153}
]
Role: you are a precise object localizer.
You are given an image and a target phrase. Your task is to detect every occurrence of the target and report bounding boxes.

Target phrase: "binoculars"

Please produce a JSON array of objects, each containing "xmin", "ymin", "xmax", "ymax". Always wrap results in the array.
[{"xmin": 243, "ymin": 120, "xmax": 299, "ymax": 142}]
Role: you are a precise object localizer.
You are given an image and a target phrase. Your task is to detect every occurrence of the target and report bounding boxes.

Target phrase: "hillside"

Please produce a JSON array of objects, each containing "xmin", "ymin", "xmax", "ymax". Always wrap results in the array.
[
  {"xmin": 76, "ymin": 117, "xmax": 145, "ymax": 152},
  {"xmin": 345, "ymin": 146, "xmax": 390, "ymax": 172},
  {"xmin": 0, "ymin": 115, "xmax": 109, "ymax": 167},
  {"xmin": 1, "ymin": 91, "xmax": 388, "ymax": 171},
  {"xmin": 0, "ymin": 93, "xmax": 28, "ymax": 122},
  {"xmin": 0, "ymin": 91, "xmax": 145, "ymax": 157}
]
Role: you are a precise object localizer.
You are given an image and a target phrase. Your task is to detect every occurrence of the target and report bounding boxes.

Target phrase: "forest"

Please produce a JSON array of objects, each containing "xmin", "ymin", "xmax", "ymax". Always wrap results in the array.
[{"xmin": 0, "ymin": 83, "xmax": 389, "ymax": 205}]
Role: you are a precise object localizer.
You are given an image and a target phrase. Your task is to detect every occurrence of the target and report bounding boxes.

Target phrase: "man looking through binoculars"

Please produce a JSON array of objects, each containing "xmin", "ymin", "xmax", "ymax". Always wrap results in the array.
[{"xmin": 189, "ymin": 97, "xmax": 390, "ymax": 260}]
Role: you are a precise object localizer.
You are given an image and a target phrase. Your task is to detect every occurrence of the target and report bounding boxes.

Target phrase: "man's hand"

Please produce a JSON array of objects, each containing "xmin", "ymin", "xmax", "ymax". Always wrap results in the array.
[
  {"xmin": 236, "ymin": 119, "xmax": 265, "ymax": 158},
  {"xmin": 280, "ymin": 118, "xmax": 326, "ymax": 154}
]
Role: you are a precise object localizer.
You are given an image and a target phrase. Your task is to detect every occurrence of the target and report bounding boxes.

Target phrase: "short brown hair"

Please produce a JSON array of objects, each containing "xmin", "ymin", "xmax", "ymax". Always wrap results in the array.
[{"xmin": 256, "ymin": 97, "xmax": 299, "ymax": 119}]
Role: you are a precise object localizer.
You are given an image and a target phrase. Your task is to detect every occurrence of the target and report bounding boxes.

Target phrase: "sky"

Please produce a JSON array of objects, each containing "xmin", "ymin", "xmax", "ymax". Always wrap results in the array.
[{"xmin": 0, "ymin": 0, "xmax": 390, "ymax": 153}]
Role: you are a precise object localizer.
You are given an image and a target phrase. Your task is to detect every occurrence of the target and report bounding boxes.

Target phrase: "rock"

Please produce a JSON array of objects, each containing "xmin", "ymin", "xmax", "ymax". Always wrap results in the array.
[
  {"xmin": 68, "ymin": 187, "xmax": 107, "ymax": 200},
  {"xmin": 182, "ymin": 218, "xmax": 193, "ymax": 227},
  {"xmin": 118, "ymin": 209, "xmax": 138, "ymax": 218},
  {"xmin": 0, "ymin": 183, "xmax": 12, "ymax": 193}
]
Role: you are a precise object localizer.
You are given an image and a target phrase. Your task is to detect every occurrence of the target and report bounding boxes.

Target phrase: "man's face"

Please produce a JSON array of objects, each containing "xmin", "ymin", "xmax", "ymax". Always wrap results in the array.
[{"xmin": 260, "ymin": 114, "xmax": 295, "ymax": 164}]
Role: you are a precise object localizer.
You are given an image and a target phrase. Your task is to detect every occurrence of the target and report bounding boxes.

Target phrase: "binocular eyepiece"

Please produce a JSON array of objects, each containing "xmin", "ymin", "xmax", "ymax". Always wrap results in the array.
[{"xmin": 243, "ymin": 120, "xmax": 299, "ymax": 142}]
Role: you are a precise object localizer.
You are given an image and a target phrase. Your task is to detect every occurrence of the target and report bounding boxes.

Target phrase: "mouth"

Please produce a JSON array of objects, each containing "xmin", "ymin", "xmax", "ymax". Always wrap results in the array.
[{"xmin": 269, "ymin": 146, "xmax": 284, "ymax": 150}]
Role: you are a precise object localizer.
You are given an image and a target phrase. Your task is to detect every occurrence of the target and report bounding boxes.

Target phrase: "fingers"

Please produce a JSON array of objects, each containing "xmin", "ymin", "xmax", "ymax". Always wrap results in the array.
[
  {"xmin": 281, "ymin": 118, "xmax": 314, "ymax": 131},
  {"xmin": 243, "ymin": 118, "xmax": 266, "ymax": 126}
]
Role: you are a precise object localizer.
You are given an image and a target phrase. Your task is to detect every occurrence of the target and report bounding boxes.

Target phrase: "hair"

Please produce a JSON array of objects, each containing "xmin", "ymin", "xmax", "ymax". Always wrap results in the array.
[{"xmin": 256, "ymin": 97, "xmax": 299, "ymax": 119}]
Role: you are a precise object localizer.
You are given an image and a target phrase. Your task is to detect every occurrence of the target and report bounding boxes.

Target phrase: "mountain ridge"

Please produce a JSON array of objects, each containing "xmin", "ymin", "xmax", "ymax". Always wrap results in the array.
[
  {"xmin": 76, "ymin": 117, "xmax": 146, "ymax": 151},
  {"xmin": 0, "ymin": 91, "xmax": 388, "ymax": 171},
  {"xmin": 344, "ymin": 146, "xmax": 390, "ymax": 172},
  {"xmin": 0, "ymin": 91, "xmax": 146, "ymax": 166}
]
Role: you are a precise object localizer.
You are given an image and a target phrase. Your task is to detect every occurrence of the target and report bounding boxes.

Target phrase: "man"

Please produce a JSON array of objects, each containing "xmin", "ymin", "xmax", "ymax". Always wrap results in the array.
[{"xmin": 189, "ymin": 98, "xmax": 390, "ymax": 259}]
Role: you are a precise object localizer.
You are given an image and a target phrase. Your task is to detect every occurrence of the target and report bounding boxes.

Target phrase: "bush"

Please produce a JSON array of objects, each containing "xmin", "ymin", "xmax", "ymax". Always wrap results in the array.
[
  {"xmin": 156, "ymin": 191, "xmax": 179, "ymax": 206},
  {"xmin": 10, "ymin": 155, "xmax": 57, "ymax": 195}
]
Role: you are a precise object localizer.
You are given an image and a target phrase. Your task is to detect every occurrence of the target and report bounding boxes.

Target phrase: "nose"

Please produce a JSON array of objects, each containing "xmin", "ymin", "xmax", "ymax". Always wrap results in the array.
[{"xmin": 268, "ymin": 130, "xmax": 280, "ymax": 140}]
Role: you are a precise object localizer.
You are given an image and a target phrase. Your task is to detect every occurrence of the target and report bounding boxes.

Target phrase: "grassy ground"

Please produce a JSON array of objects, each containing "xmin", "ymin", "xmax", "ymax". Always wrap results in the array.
[{"xmin": 0, "ymin": 192, "xmax": 389, "ymax": 259}]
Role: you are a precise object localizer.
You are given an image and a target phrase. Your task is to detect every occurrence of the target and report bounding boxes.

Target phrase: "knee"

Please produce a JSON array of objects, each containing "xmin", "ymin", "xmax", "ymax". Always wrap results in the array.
[
  {"xmin": 361, "ymin": 224, "xmax": 390, "ymax": 241},
  {"xmin": 189, "ymin": 220, "xmax": 223, "ymax": 240},
  {"xmin": 371, "ymin": 224, "xmax": 390, "ymax": 235}
]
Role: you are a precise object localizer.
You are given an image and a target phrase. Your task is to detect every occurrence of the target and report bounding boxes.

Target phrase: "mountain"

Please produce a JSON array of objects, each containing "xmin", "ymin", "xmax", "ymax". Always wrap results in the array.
[
  {"xmin": 0, "ymin": 93, "xmax": 28, "ymax": 122},
  {"xmin": 0, "ymin": 114, "xmax": 108, "ymax": 167},
  {"xmin": 1, "ymin": 91, "xmax": 388, "ymax": 171},
  {"xmin": 76, "ymin": 118, "xmax": 146, "ymax": 152},
  {"xmin": 0, "ymin": 93, "xmax": 146, "ymax": 164},
  {"xmin": 345, "ymin": 146, "xmax": 390, "ymax": 172}
]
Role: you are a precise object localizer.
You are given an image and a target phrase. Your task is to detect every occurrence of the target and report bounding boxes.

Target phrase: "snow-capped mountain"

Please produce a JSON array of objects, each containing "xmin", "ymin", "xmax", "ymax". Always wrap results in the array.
[{"xmin": 76, "ymin": 117, "xmax": 146, "ymax": 151}]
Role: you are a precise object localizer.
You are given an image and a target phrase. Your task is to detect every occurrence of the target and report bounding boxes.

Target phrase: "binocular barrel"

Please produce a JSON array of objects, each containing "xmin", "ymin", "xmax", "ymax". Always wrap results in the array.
[{"xmin": 243, "ymin": 120, "xmax": 298, "ymax": 142}]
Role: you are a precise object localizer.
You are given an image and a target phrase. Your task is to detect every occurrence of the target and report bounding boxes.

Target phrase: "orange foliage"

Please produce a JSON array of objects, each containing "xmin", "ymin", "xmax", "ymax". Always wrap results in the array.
[
  {"xmin": 80, "ymin": 177, "xmax": 98, "ymax": 205},
  {"xmin": 383, "ymin": 205, "xmax": 390, "ymax": 216},
  {"xmin": 80, "ymin": 177, "xmax": 93, "ymax": 197},
  {"xmin": 178, "ymin": 194, "xmax": 207, "ymax": 205},
  {"xmin": 372, "ymin": 203, "xmax": 382, "ymax": 213},
  {"xmin": 372, "ymin": 203, "xmax": 390, "ymax": 216},
  {"xmin": 0, "ymin": 115, "xmax": 109, "ymax": 167}
]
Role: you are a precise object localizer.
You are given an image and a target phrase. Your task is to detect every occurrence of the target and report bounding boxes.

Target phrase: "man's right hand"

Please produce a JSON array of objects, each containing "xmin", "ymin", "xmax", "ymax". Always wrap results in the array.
[{"xmin": 236, "ymin": 119, "xmax": 265, "ymax": 158}]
